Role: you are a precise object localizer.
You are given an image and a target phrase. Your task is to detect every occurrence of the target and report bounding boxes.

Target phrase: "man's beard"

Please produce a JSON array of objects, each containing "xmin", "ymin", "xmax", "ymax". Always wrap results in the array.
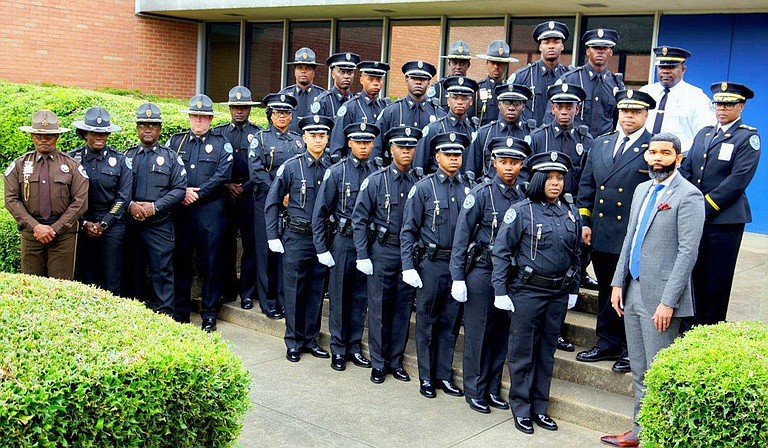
[{"xmin": 648, "ymin": 161, "xmax": 676, "ymax": 181}]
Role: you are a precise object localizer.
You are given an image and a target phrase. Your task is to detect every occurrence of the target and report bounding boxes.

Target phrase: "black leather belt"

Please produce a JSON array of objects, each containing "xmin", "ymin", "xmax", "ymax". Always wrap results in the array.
[
  {"xmin": 431, "ymin": 249, "xmax": 452, "ymax": 261},
  {"xmin": 380, "ymin": 233, "xmax": 400, "ymax": 246},
  {"xmin": 286, "ymin": 219, "xmax": 312, "ymax": 236},
  {"xmin": 519, "ymin": 272, "xmax": 567, "ymax": 290},
  {"xmin": 477, "ymin": 248, "xmax": 493, "ymax": 264}
]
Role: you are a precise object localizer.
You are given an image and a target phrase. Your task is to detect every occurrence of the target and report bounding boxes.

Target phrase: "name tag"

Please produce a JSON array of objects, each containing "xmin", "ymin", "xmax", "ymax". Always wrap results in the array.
[{"xmin": 718, "ymin": 143, "xmax": 734, "ymax": 161}]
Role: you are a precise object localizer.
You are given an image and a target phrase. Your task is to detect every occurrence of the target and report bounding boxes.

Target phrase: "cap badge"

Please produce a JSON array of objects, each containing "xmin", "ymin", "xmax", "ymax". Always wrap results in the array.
[
  {"xmin": 96, "ymin": 117, "xmax": 103, "ymax": 124},
  {"xmin": 458, "ymin": 45, "xmax": 464, "ymax": 53},
  {"xmin": 360, "ymin": 123, "xmax": 366, "ymax": 131},
  {"xmin": 721, "ymin": 82, "xmax": 728, "ymax": 91},
  {"xmin": 373, "ymin": 62, "xmax": 379, "ymax": 67},
  {"xmin": 314, "ymin": 115, "xmax": 320, "ymax": 123},
  {"xmin": 236, "ymin": 91, "xmax": 242, "ymax": 99},
  {"xmin": 498, "ymin": 46, "xmax": 504, "ymax": 55},
  {"xmin": 597, "ymin": 28, "xmax": 605, "ymax": 38},
  {"xmin": 627, "ymin": 90, "xmax": 634, "ymax": 98},
  {"xmin": 662, "ymin": 46, "xmax": 668, "ymax": 56},
  {"xmin": 449, "ymin": 133, "xmax": 457, "ymax": 142},
  {"xmin": 417, "ymin": 61, "xmax": 424, "ymax": 69},
  {"xmin": 550, "ymin": 152, "xmax": 558, "ymax": 162},
  {"xmin": 549, "ymin": 21, "xmax": 555, "ymax": 29},
  {"xmin": 562, "ymin": 84, "xmax": 568, "ymax": 92},
  {"xmin": 280, "ymin": 94, "xmax": 286, "ymax": 102},
  {"xmin": 196, "ymin": 101, "xmax": 203, "ymax": 109},
  {"xmin": 41, "ymin": 117, "xmax": 49, "ymax": 127},
  {"xmin": 145, "ymin": 108, "xmax": 152, "ymax": 117},
  {"xmin": 345, "ymin": 53, "xmax": 351, "ymax": 60},
  {"xmin": 405, "ymin": 128, "xmax": 412, "ymax": 136},
  {"xmin": 458, "ymin": 77, "xmax": 464, "ymax": 85},
  {"xmin": 506, "ymin": 138, "xmax": 514, "ymax": 147},
  {"xmin": 302, "ymin": 52, "xmax": 308, "ymax": 60}
]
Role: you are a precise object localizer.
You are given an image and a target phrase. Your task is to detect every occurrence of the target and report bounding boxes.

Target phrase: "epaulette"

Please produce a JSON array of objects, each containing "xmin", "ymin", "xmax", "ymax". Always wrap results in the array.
[
  {"xmin": 596, "ymin": 130, "xmax": 618, "ymax": 139},
  {"xmin": 739, "ymin": 124, "xmax": 758, "ymax": 132},
  {"xmin": 212, "ymin": 122, "xmax": 229, "ymax": 130},
  {"xmin": 563, "ymin": 66, "xmax": 583, "ymax": 77}
]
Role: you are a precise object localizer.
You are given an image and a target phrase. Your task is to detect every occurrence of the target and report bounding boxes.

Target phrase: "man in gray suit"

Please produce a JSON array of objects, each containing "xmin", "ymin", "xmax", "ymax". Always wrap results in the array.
[{"xmin": 600, "ymin": 133, "xmax": 704, "ymax": 447}]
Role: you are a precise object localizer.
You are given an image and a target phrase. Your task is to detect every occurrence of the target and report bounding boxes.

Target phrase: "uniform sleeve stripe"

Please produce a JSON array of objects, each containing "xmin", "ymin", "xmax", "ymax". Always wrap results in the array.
[
  {"xmin": 579, "ymin": 207, "xmax": 592, "ymax": 218},
  {"xmin": 705, "ymin": 194, "xmax": 720, "ymax": 211}
]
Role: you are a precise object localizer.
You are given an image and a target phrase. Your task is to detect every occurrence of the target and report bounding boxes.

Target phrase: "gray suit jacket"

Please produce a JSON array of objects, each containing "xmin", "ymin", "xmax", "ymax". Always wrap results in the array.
[{"xmin": 611, "ymin": 172, "xmax": 705, "ymax": 317}]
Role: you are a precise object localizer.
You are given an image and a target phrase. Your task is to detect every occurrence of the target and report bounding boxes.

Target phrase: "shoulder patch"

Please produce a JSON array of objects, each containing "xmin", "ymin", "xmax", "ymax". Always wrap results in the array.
[
  {"xmin": 4, "ymin": 163, "xmax": 14, "ymax": 177},
  {"xmin": 360, "ymin": 177, "xmax": 369, "ymax": 192},
  {"xmin": 323, "ymin": 169, "xmax": 331, "ymax": 182},
  {"xmin": 177, "ymin": 155, "xmax": 184, "ymax": 165},
  {"xmin": 311, "ymin": 102, "xmax": 321, "ymax": 114},
  {"xmin": 422, "ymin": 125, "xmax": 430, "ymax": 137},
  {"xmin": 125, "ymin": 158, "xmax": 133, "ymax": 169},
  {"xmin": 77, "ymin": 165, "xmax": 89, "ymax": 179},
  {"xmin": 224, "ymin": 143, "xmax": 233, "ymax": 154},
  {"xmin": 337, "ymin": 104, "xmax": 347, "ymax": 117},
  {"xmin": 503, "ymin": 207, "xmax": 516, "ymax": 224},
  {"xmin": 276, "ymin": 164, "xmax": 285, "ymax": 178},
  {"xmin": 750, "ymin": 135, "xmax": 760, "ymax": 150},
  {"xmin": 407, "ymin": 185, "xmax": 417, "ymax": 199},
  {"xmin": 427, "ymin": 85, "xmax": 436, "ymax": 98},
  {"xmin": 463, "ymin": 194, "xmax": 475, "ymax": 210},
  {"xmin": 251, "ymin": 138, "xmax": 259, "ymax": 148},
  {"xmin": 507, "ymin": 72, "xmax": 516, "ymax": 83}
]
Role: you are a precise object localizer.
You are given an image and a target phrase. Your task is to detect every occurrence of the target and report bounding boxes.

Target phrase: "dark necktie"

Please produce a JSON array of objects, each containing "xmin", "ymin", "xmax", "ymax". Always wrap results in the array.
[
  {"xmin": 614, "ymin": 136, "xmax": 630, "ymax": 162},
  {"xmin": 136, "ymin": 149, "xmax": 150, "ymax": 200},
  {"xmin": 591, "ymin": 74, "xmax": 603, "ymax": 127},
  {"xmin": 652, "ymin": 88, "xmax": 670, "ymax": 134},
  {"xmin": 39, "ymin": 155, "xmax": 51, "ymax": 219}
]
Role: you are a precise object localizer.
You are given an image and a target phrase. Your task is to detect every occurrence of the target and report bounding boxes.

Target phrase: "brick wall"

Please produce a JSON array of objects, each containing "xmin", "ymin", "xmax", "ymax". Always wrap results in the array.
[
  {"xmin": 0, "ymin": 0, "xmax": 197, "ymax": 98},
  {"xmin": 388, "ymin": 24, "xmax": 441, "ymax": 98}
]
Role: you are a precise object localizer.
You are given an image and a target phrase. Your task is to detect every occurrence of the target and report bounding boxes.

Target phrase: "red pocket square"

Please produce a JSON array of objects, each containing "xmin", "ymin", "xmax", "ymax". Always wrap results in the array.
[{"xmin": 657, "ymin": 202, "xmax": 671, "ymax": 211}]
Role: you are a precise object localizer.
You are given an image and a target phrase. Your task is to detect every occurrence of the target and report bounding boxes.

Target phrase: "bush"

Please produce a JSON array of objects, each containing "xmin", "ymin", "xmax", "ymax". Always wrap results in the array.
[
  {"xmin": 0, "ymin": 274, "xmax": 251, "ymax": 447},
  {"xmin": 0, "ymin": 183, "xmax": 20, "ymax": 273},
  {"xmin": 639, "ymin": 321, "xmax": 768, "ymax": 447},
  {"xmin": 0, "ymin": 80, "xmax": 269, "ymax": 168}
]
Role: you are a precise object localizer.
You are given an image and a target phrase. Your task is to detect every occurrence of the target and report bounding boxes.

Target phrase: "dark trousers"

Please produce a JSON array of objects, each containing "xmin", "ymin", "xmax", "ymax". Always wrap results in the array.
[
  {"xmin": 20, "ymin": 227, "xmax": 77, "ymax": 280},
  {"xmin": 328, "ymin": 234, "xmax": 368, "ymax": 356},
  {"xmin": 282, "ymin": 230, "xmax": 328, "ymax": 350},
  {"xmin": 415, "ymin": 258, "xmax": 462, "ymax": 382},
  {"xmin": 592, "ymin": 251, "xmax": 625, "ymax": 351},
  {"xmin": 367, "ymin": 241, "xmax": 414, "ymax": 371},
  {"xmin": 254, "ymin": 191, "xmax": 284, "ymax": 313},
  {"xmin": 221, "ymin": 192, "xmax": 257, "ymax": 302},
  {"xmin": 123, "ymin": 217, "xmax": 175, "ymax": 316},
  {"xmin": 689, "ymin": 222, "xmax": 744, "ymax": 326},
  {"xmin": 507, "ymin": 288, "xmax": 568, "ymax": 418},
  {"xmin": 173, "ymin": 199, "xmax": 225, "ymax": 321},
  {"xmin": 75, "ymin": 220, "xmax": 125, "ymax": 296},
  {"xmin": 463, "ymin": 263, "xmax": 510, "ymax": 399}
]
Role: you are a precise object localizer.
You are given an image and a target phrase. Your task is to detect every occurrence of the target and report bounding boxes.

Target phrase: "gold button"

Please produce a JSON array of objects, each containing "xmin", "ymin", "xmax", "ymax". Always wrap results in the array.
[
  {"xmin": 599, "ymin": 199, "xmax": 604, "ymax": 204},
  {"xmin": 598, "ymin": 212, "xmax": 604, "ymax": 217},
  {"xmin": 617, "ymin": 215, "xmax": 622, "ymax": 220},
  {"xmin": 618, "ymin": 188, "xmax": 624, "ymax": 193},
  {"xmin": 600, "ymin": 185, "xmax": 605, "ymax": 190},
  {"xmin": 617, "ymin": 202, "xmax": 622, "ymax": 207}
]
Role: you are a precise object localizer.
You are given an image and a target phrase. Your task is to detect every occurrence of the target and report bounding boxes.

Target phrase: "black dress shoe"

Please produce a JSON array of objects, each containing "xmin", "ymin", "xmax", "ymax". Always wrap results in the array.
[
  {"xmin": 286, "ymin": 348, "xmax": 300, "ymax": 362},
  {"xmin": 201, "ymin": 318, "xmax": 217, "ymax": 332},
  {"xmin": 576, "ymin": 346, "xmax": 622, "ymax": 362},
  {"xmin": 301, "ymin": 346, "xmax": 330, "ymax": 359},
  {"xmin": 533, "ymin": 414, "xmax": 558, "ymax": 431},
  {"xmin": 514, "ymin": 415, "xmax": 534, "ymax": 434},
  {"xmin": 438, "ymin": 379, "xmax": 464, "ymax": 397},
  {"xmin": 581, "ymin": 273, "xmax": 600, "ymax": 291},
  {"xmin": 612, "ymin": 356, "xmax": 632, "ymax": 373},
  {"xmin": 487, "ymin": 394, "xmax": 509, "ymax": 410},
  {"xmin": 390, "ymin": 367, "xmax": 411, "ymax": 382},
  {"xmin": 557, "ymin": 336, "xmax": 575, "ymax": 352},
  {"xmin": 265, "ymin": 308, "xmax": 284, "ymax": 320},
  {"xmin": 240, "ymin": 298, "xmax": 254, "ymax": 310},
  {"xmin": 466, "ymin": 397, "xmax": 491, "ymax": 414},
  {"xmin": 348, "ymin": 352, "xmax": 371, "ymax": 368},
  {"xmin": 331, "ymin": 354, "xmax": 346, "ymax": 371},
  {"xmin": 370, "ymin": 368, "xmax": 385, "ymax": 384},
  {"xmin": 419, "ymin": 380, "xmax": 436, "ymax": 398}
]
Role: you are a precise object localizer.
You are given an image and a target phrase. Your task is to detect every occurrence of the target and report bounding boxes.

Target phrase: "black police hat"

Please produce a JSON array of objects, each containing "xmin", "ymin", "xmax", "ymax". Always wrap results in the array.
[
  {"xmin": 263, "ymin": 93, "xmax": 298, "ymax": 111},
  {"xmin": 431, "ymin": 132, "xmax": 470, "ymax": 154},
  {"xmin": 443, "ymin": 76, "xmax": 479, "ymax": 95},
  {"xmin": 299, "ymin": 115, "xmax": 334, "ymax": 133},
  {"xmin": 357, "ymin": 61, "xmax": 390, "ymax": 77},
  {"xmin": 489, "ymin": 137, "xmax": 531, "ymax": 160},
  {"xmin": 136, "ymin": 103, "xmax": 163, "ymax": 123},
  {"xmin": 582, "ymin": 28, "xmax": 619, "ymax": 47},
  {"xmin": 221, "ymin": 86, "xmax": 260, "ymax": 106},
  {"xmin": 547, "ymin": 83, "xmax": 587, "ymax": 103},
  {"xmin": 343, "ymin": 122, "xmax": 381, "ymax": 141},
  {"xmin": 533, "ymin": 21, "xmax": 570, "ymax": 42},
  {"xmin": 326, "ymin": 52, "xmax": 361, "ymax": 70},
  {"xmin": 495, "ymin": 83, "xmax": 533, "ymax": 102},
  {"xmin": 402, "ymin": 61, "xmax": 437, "ymax": 79},
  {"xmin": 384, "ymin": 126, "xmax": 422, "ymax": 147},
  {"xmin": 615, "ymin": 89, "xmax": 657, "ymax": 110},
  {"xmin": 653, "ymin": 46, "xmax": 692, "ymax": 67},
  {"xmin": 287, "ymin": 47, "xmax": 323, "ymax": 66},
  {"xmin": 441, "ymin": 41, "xmax": 472, "ymax": 60},
  {"xmin": 72, "ymin": 106, "xmax": 121, "ymax": 133},
  {"xmin": 711, "ymin": 81, "xmax": 754, "ymax": 103},
  {"xmin": 527, "ymin": 151, "xmax": 572, "ymax": 174}
]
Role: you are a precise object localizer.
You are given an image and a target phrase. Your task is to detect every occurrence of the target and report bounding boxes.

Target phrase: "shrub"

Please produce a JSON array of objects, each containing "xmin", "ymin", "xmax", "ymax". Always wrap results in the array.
[
  {"xmin": 0, "ymin": 183, "xmax": 20, "ymax": 273},
  {"xmin": 638, "ymin": 321, "xmax": 768, "ymax": 447},
  {"xmin": 0, "ymin": 274, "xmax": 251, "ymax": 447}
]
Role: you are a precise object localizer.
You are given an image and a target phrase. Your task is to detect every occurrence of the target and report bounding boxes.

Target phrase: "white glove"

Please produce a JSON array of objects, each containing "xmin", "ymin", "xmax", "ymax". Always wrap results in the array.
[
  {"xmin": 356, "ymin": 259, "xmax": 373, "ymax": 275},
  {"xmin": 317, "ymin": 251, "xmax": 335, "ymax": 267},
  {"xmin": 402, "ymin": 269, "xmax": 423, "ymax": 289},
  {"xmin": 494, "ymin": 295, "xmax": 515, "ymax": 312},
  {"xmin": 268, "ymin": 239, "xmax": 284, "ymax": 253},
  {"xmin": 568, "ymin": 294, "xmax": 578, "ymax": 310},
  {"xmin": 451, "ymin": 280, "xmax": 468, "ymax": 303}
]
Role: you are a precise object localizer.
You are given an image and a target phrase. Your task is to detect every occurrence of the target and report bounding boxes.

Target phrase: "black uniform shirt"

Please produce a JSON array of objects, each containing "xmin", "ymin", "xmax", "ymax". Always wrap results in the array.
[
  {"xmin": 167, "ymin": 130, "xmax": 233, "ymax": 201},
  {"xmin": 69, "ymin": 145, "xmax": 132, "ymax": 225},
  {"xmin": 510, "ymin": 59, "xmax": 569, "ymax": 126},
  {"xmin": 248, "ymin": 125, "xmax": 305, "ymax": 194},
  {"xmin": 415, "ymin": 112, "xmax": 476, "ymax": 174},
  {"xmin": 466, "ymin": 120, "xmax": 530, "ymax": 177},
  {"xmin": 213, "ymin": 121, "xmax": 263, "ymax": 191},
  {"xmin": 529, "ymin": 124, "xmax": 593, "ymax": 194},
  {"xmin": 124, "ymin": 143, "xmax": 186, "ymax": 215},
  {"xmin": 329, "ymin": 91, "xmax": 389, "ymax": 158}
]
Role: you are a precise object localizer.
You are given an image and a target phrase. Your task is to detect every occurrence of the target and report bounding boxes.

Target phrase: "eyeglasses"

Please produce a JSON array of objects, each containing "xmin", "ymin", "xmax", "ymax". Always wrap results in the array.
[
  {"xmin": 31, "ymin": 134, "xmax": 58, "ymax": 141},
  {"xmin": 712, "ymin": 102, "xmax": 738, "ymax": 111},
  {"xmin": 272, "ymin": 110, "xmax": 292, "ymax": 117},
  {"xmin": 500, "ymin": 100, "xmax": 525, "ymax": 108},
  {"xmin": 137, "ymin": 123, "xmax": 161, "ymax": 130}
]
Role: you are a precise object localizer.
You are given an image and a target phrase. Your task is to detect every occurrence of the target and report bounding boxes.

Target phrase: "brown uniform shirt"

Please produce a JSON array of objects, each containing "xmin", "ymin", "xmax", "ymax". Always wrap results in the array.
[{"xmin": 4, "ymin": 150, "xmax": 89, "ymax": 234}]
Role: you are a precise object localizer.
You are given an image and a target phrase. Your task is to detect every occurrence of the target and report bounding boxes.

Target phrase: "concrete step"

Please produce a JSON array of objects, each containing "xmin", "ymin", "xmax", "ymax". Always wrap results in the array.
[
  {"xmin": 574, "ymin": 288, "xmax": 600, "ymax": 315},
  {"xmin": 562, "ymin": 310, "xmax": 599, "ymax": 350}
]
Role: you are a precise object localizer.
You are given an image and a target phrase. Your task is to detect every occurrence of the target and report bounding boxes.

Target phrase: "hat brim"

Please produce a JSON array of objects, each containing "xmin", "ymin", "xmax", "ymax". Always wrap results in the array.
[
  {"xmin": 440, "ymin": 55, "xmax": 473, "ymax": 60},
  {"xmin": 220, "ymin": 101, "xmax": 261, "ymax": 106},
  {"xmin": 19, "ymin": 126, "xmax": 70, "ymax": 134},
  {"xmin": 180, "ymin": 109, "xmax": 221, "ymax": 116},
  {"xmin": 286, "ymin": 61, "xmax": 324, "ymax": 66},
  {"xmin": 584, "ymin": 40, "xmax": 616, "ymax": 47},
  {"xmin": 135, "ymin": 118, "xmax": 163, "ymax": 123},
  {"xmin": 71, "ymin": 120, "xmax": 121, "ymax": 133},
  {"xmin": 475, "ymin": 54, "xmax": 519, "ymax": 63}
]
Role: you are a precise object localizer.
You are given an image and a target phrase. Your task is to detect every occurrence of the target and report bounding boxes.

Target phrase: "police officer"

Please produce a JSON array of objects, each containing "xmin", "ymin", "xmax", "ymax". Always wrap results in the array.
[
  {"xmin": 70, "ymin": 107, "xmax": 131, "ymax": 296},
  {"xmin": 123, "ymin": 103, "xmax": 186, "ymax": 316},
  {"xmin": 375, "ymin": 61, "xmax": 446, "ymax": 165},
  {"xmin": 352, "ymin": 126, "xmax": 422, "ymax": 384},
  {"xmin": 509, "ymin": 21, "xmax": 571, "ymax": 127},
  {"xmin": 430, "ymin": 41, "xmax": 473, "ymax": 115},
  {"xmin": 474, "ymin": 40, "xmax": 519, "ymax": 126},
  {"xmin": 213, "ymin": 86, "xmax": 263, "ymax": 309},
  {"xmin": 466, "ymin": 83, "xmax": 533, "ymax": 178},
  {"xmin": 401, "ymin": 132, "xmax": 470, "ymax": 399},
  {"xmin": 576, "ymin": 90, "xmax": 655, "ymax": 373},
  {"xmin": 266, "ymin": 115, "xmax": 334, "ymax": 362},
  {"xmin": 280, "ymin": 47, "xmax": 326, "ymax": 133},
  {"xmin": 680, "ymin": 82, "xmax": 760, "ymax": 327},
  {"xmin": 329, "ymin": 61, "xmax": 391, "ymax": 158},
  {"xmin": 311, "ymin": 52, "xmax": 361, "ymax": 118},
  {"xmin": 4, "ymin": 110, "xmax": 89, "ymax": 279},
  {"xmin": 450, "ymin": 137, "xmax": 529, "ymax": 414},
  {"xmin": 416, "ymin": 75, "xmax": 478, "ymax": 174},
  {"xmin": 168, "ymin": 94, "xmax": 233, "ymax": 332},
  {"xmin": 249, "ymin": 93, "xmax": 304, "ymax": 319},
  {"xmin": 492, "ymin": 151, "xmax": 581, "ymax": 434},
  {"xmin": 312, "ymin": 122, "xmax": 379, "ymax": 371},
  {"xmin": 641, "ymin": 46, "xmax": 715, "ymax": 153},
  {"xmin": 549, "ymin": 28, "xmax": 624, "ymax": 137}
]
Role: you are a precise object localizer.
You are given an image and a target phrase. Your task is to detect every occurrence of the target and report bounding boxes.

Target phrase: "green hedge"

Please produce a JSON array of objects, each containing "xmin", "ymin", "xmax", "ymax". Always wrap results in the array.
[
  {"xmin": 0, "ymin": 80, "xmax": 268, "ymax": 168},
  {"xmin": 0, "ymin": 274, "xmax": 251, "ymax": 447},
  {"xmin": 0, "ymin": 183, "xmax": 20, "ymax": 273},
  {"xmin": 639, "ymin": 321, "xmax": 768, "ymax": 447}
]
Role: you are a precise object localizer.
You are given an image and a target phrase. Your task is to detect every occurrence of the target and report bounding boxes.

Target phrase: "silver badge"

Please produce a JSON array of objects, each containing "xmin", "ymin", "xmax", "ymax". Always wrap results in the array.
[
  {"xmin": 60, "ymin": 164, "xmax": 70, "ymax": 173},
  {"xmin": 205, "ymin": 144, "xmax": 213, "ymax": 153},
  {"xmin": 23, "ymin": 161, "xmax": 34, "ymax": 175},
  {"xmin": 429, "ymin": 115, "xmax": 436, "ymax": 123},
  {"xmin": 247, "ymin": 133, "xmax": 254, "ymax": 142},
  {"xmin": 550, "ymin": 152, "xmax": 558, "ymax": 162},
  {"xmin": 506, "ymin": 138, "xmax": 514, "ymax": 147},
  {"xmin": 576, "ymin": 143, "xmax": 584, "ymax": 156},
  {"xmin": 108, "ymin": 157, "xmax": 117, "ymax": 167},
  {"xmin": 450, "ymin": 133, "xmax": 457, "ymax": 142},
  {"xmin": 156, "ymin": 156, "xmax": 165, "ymax": 166}
]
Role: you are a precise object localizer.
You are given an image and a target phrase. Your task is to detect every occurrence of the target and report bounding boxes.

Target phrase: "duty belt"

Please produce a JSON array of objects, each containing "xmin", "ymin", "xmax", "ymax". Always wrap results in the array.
[
  {"xmin": 378, "ymin": 233, "xmax": 400, "ymax": 246},
  {"xmin": 286, "ymin": 217, "xmax": 312, "ymax": 236},
  {"xmin": 518, "ymin": 272, "xmax": 568, "ymax": 290},
  {"xmin": 335, "ymin": 222, "xmax": 353, "ymax": 237}
]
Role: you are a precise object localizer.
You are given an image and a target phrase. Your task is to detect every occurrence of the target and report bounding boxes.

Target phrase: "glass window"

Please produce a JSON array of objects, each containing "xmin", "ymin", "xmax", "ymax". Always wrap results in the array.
[
  {"xmin": 446, "ymin": 18, "xmax": 506, "ymax": 81},
  {"xmin": 388, "ymin": 20, "xmax": 441, "ymax": 98},
  {"xmin": 288, "ymin": 21, "xmax": 331, "ymax": 89},
  {"xmin": 336, "ymin": 20, "xmax": 383, "ymax": 62},
  {"xmin": 206, "ymin": 23, "xmax": 241, "ymax": 102},
  {"xmin": 508, "ymin": 17, "xmax": 576, "ymax": 69},
  {"xmin": 580, "ymin": 16, "xmax": 655, "ymax": 88},
  {"xmin": 247, "ymin": 22, "xmax": 284, "ymax": 101}
]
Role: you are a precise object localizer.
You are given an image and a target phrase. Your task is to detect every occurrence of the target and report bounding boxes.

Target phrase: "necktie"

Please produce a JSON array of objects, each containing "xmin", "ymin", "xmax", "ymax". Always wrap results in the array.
[
  {"xmin": 39, "ymin": 155, "xmax": 51, "ymax": 219},
  {"xmin": 629, "ymin": 184, "xmax": 665, "ymax": 280},
  {"xmin": 614, "ymin": 136, "xmax": 630, "ymax": 162},
  {"xmin": 136, "ymin": 149, "xmax": 149, "ymax": 200},
  {"xmin": 590, "ymin": 74, "xmax": 603, "ymax": 128},
  {"xmin": 652, "ymin": 88, "xmax": 670, "ymax": 134}
]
